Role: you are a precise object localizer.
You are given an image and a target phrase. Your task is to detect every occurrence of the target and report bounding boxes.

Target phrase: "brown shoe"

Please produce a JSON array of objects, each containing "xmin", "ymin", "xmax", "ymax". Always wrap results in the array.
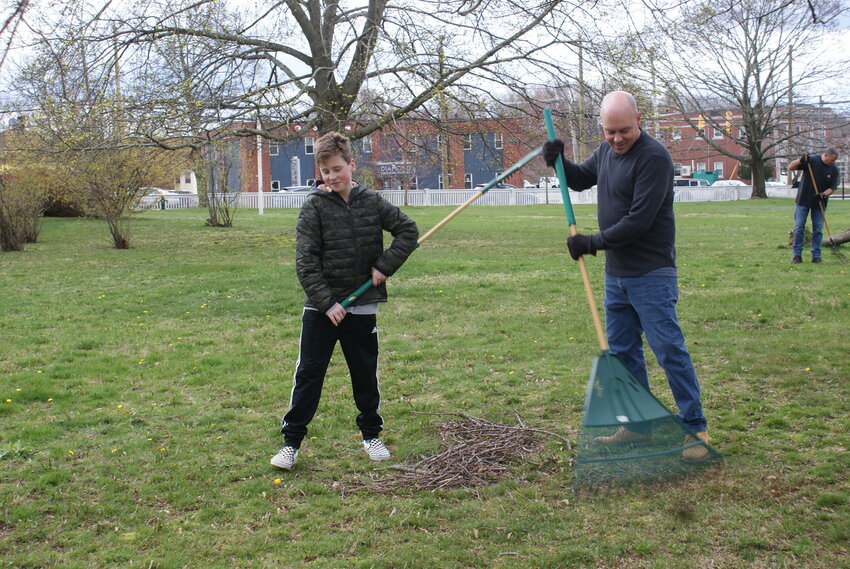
[
  {"xmin": 593, "ymin": 426, "xmax": 652, "ymax": 444},
  {"xmin": 682, "ymin": 431, "xmax": 710, "ymax": 463}
]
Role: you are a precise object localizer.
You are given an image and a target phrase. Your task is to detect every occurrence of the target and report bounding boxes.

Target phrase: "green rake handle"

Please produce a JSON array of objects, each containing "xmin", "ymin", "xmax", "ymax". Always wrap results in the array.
[
  {"xmin": 543, "ymin": 108, "xmax": 608, "ymax": 351},
  {"xmin": 340, "ymin": 146, "xmax": 543, "ymax": 308}
]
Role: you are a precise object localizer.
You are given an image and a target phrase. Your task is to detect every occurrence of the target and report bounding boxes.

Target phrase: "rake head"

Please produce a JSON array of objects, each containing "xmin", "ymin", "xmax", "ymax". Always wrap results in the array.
[{"xmin": 575, "ymin": 351, "xmax": 723, "ymax": 487}]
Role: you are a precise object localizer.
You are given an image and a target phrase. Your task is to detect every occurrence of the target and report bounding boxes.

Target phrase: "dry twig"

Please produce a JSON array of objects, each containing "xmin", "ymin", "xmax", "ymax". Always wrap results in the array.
[{"xmin": 359, "ymin": 413, "xmax": 570, "ymax": 493}]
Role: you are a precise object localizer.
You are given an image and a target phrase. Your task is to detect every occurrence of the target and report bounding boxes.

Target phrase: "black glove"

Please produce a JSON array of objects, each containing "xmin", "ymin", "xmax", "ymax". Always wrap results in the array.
[
  {"xmin": 800, "ymin": 154, "xmax": 808, "ymax": 164},
  {"xmin": 542, "ymin": 139, "xmax": 565, "ymax": 168},
  {"xmin": 567, "ymin": 234, "xmax": 597, "ymax": 260}
]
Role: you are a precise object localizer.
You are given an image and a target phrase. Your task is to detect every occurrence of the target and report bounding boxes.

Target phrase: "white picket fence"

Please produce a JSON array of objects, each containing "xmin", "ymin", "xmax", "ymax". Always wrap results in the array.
[{"xmin": 136, "ymin": 185, "xmax": 800, "ymax": 210}]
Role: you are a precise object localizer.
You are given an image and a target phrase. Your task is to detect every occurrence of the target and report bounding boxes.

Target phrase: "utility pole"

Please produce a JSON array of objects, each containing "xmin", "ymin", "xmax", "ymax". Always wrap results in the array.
[
  {"xmin": 577, "ymin": 42, "xmax": 585, "ymax": 163},
  {"xmin": 257, "ymin": 114, "xmax": 264, "ymax": 215},
  {"xmin": 786, "ymin": 45, "xmax": 793, "ymax": 185}
]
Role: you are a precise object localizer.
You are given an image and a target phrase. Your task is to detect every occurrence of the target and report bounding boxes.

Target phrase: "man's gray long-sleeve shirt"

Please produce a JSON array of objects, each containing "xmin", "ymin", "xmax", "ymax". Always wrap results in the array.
[{"xmin": 562, "ymin": 130, "xmax": 677, "ymax": 277}]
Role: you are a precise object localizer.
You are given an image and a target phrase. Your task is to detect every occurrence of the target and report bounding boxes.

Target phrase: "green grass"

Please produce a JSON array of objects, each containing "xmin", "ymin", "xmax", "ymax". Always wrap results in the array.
[{"xmin": 1, "ymin": 200, "xmax": 848, "ymax": 568}]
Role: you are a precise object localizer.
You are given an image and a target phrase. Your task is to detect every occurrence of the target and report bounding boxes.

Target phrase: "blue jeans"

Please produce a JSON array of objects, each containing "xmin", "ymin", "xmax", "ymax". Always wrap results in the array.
[
  {"xmin": 793, "ymin": 205, "xmax": 824, "ymax": 258},
  {"xmin": 604, "ymin": 271, "xmax": 707, "ymax": 433}
]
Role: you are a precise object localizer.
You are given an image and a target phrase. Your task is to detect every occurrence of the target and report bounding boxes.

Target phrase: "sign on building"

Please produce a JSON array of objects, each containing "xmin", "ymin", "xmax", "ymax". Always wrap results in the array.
[{"xmin": 376, "ymin": 162, "xmax": 414, "ymax": 177}]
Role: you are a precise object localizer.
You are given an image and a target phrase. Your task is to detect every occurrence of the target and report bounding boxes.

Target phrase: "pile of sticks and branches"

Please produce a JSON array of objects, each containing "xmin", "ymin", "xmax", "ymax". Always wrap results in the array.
[{"xmin": 364, "ymin": 413, "xmax": 571, "ymax": 493}]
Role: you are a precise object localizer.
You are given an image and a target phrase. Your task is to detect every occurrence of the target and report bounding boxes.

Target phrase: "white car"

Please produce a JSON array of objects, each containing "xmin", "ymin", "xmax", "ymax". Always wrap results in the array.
[{"xmin": 711, "ymin": 180, "xmax": 747, "ymax": 187}]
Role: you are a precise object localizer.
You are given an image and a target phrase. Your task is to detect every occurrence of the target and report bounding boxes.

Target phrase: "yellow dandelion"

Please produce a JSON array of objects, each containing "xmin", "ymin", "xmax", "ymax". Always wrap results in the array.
[
  {"xmin": 111, "ymin": 448, "xmax": 119, "ymax": 453},
  {"xmin": 805, "ymin": 367, "xmax": 812, "ymax": 371},
  {"xmin": 48, "ymin": 398, "xmax": 53, "ymax": 402},
  {"xmin": 37, "ymin": 370, "xmax": 43, "ymax": 374},
  {"xmin": 159, "ymin": 447, "xmax": 166, "ymax": 452},
  {"xmin": 509, "ymin": 371, "xmax": 515, "ymax": 375},
  {"xmin": 16, "ymin": 388, "xmax": 21, "ymax": 392},
  {"xmin": 274, "ymin": 478, "xmax": 282, "ymax": 484},
  {"xmin": 5, "ymin": 399, "xmax": 10, "ymax": 403},
  {"xmin": 68, "ymin": 450, "xmax": 74, "ymax": 455},
  {"xmin": 116, "ymin": 404, "xmax": 123, "ymax": 409}
]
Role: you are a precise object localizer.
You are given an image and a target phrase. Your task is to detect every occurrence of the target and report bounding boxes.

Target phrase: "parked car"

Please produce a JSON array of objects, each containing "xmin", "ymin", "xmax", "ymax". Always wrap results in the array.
[
  {"xmin": 711, "ymin": 180, "xmax": 747, "ymax": 187},
  {"xmin": 281, "ymin": 185, "xmax": 314, "ymax": 192},
  {"xmin": 673, "ymin": 178, "xmax": 711, "ymax": 187}
]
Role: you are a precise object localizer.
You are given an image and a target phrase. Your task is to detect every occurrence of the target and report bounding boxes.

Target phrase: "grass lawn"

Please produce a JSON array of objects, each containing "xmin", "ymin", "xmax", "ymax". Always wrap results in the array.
[{"xmin": 1, "ymin": 199, "xmax": 848, "ymax": 568}]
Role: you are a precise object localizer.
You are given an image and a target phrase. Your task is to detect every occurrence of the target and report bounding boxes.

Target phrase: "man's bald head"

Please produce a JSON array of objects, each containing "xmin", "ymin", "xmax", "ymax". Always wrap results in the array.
[{"xmin": 600, "ymin": 91, "xmax": 642, "ymax": 155}]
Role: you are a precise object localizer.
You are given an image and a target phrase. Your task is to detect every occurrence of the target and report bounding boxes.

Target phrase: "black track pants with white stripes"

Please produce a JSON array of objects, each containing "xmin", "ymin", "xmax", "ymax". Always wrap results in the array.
[{"xmin": 281, "ymin": 309, "xmax": 382, "ymax": 448}]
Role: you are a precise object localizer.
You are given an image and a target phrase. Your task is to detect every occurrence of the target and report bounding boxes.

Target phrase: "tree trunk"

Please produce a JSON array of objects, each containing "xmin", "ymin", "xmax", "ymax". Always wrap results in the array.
[{"xmin": 750, "ymin": 155, "xmax": 767, "ymax": 199}]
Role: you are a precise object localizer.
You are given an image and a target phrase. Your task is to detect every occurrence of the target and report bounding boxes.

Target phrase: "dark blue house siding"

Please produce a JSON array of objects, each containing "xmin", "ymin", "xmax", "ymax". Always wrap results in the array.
[
  {"xmin": 466, "ymin": 133, "xmax": 503, "ymax": 186},
  {"xmin": 269, "ymin": 137, "xmax": 316, "ymax": 189}
]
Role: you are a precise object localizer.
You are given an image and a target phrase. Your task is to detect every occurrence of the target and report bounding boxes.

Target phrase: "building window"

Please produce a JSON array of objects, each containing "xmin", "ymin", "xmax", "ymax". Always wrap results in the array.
[
  {"xmin": 464, "ymin": 173, "xmax": 472, "ymax": 189},
  {"xmin": 464, "ymin": 134, "xmax": 472, "ymax": 151},
  {"xmin": 438, "ymin": 174, "xmax": 444, "ymax": 189},
  {"xmin": 363, "ymin": 136, "xmax": 372, "ymax": 154},
  {"xmin": 411, "ymin": 177, "xmax": 418, "ymax": 190},
  {"xmin": 738, "ymin": 126, "xmax": 747, "ymax": 140},
  {"xmin": 696, "ymin": 128, "xmax": 705, "ymax": 138},
  {"xmin": 270, "ymin": 143, "xmax": 279, "ymax": 156},
  {"xmin": 271, "ymin": 180, "xmax": 280, "ymax": 191},
  {"xmin": 306, "ymin": 178, "xmax": 316, "ymax": 186},
  {"xmin": 437, "ymin": 134, "xmax": 442, "ymax": 148},
  {"xmin": 672, "ymin": 129, "xmax": 681, "ymax": 141},
  {"xmin": 712, "ymin": 127, "xmax": 723, "ymax": 140},
  {"xmin": 305, "ymin": 137, "xmax": 314, "ymax": 155},
  {"xmin": 713, "ymin": 161, "xmax": 724, "ymax": 176},
  {"xmin": 494, "ymin": 132, "xmax": 503, "ymax": 149},
  {"xmin": 657, "ymin": 129, "xmax": 665, "ymax": 142},
  {"xmin": 696, "ymin": 162, "xmax": 706, "ymax": 172},
  {"xmin": 674, "ymin": 163, "xmax": 682, "ymax": 176},
  {"xmin": 410, "ymin": 135, "xmax": 418, "ymax": 153},
  {"xmin": 184, "ymin": 174, "xmax": 191, "ymax": 184}
]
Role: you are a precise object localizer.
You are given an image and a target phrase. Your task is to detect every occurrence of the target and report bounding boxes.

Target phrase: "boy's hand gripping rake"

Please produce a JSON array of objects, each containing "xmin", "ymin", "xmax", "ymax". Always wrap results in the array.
[
  {"xmin": 544, "ymin": 109, "xmax": 720, "ymax": 486},
  {"xmin": 339, "ymin": 146, "xmax": 542, "ymax": 307}
]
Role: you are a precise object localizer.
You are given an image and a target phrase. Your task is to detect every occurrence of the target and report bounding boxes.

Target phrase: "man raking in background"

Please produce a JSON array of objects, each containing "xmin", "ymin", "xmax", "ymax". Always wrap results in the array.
[{"xmin": 787, "ymin": 148, "xmax": 839, "ymax": 264}]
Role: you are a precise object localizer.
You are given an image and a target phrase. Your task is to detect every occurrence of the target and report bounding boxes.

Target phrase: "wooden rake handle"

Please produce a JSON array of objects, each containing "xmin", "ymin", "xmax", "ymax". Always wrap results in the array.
[{"xmin": 340, "ymin": 147, "xmax": 543, "ymax": 308}]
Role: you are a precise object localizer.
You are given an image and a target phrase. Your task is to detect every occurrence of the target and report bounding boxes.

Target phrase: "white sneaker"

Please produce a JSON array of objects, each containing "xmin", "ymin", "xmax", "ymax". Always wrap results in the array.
[
  {"xmin": 270, "ymin": 446, "xmax": 299, "ymax": 470},
  {"xmin": 363, "ymin": 438, "xmax": 391, "ymax": 461}
]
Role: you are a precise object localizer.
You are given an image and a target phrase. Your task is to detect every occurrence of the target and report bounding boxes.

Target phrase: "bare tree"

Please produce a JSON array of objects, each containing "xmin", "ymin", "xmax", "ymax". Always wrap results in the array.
[
  {"xmin": 21, "ymin": 0, "xmax": 601, "ymax": 150},
  {"xmin": 632, "ymin": 0, "xmax": 848, "ymax": 197}
]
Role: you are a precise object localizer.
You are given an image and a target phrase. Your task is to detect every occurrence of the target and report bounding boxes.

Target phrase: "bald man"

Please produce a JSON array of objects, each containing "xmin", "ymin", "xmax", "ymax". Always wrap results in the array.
[{"xmin": 543, "ymin": 91, "xmax": 710, "ymax": 462}]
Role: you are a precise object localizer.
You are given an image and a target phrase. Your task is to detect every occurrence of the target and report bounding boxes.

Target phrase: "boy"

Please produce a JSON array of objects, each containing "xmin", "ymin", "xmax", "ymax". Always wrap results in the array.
[{"xmin": 271, "ymin": 132, "xmax": 419, "ymax": 471}]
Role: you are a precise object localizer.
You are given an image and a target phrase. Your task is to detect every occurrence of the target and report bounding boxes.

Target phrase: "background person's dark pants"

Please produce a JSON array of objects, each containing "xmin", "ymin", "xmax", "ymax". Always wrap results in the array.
[{"xmin": 281, "ymin": 309, "xmax": 382, "ymax": 448}]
